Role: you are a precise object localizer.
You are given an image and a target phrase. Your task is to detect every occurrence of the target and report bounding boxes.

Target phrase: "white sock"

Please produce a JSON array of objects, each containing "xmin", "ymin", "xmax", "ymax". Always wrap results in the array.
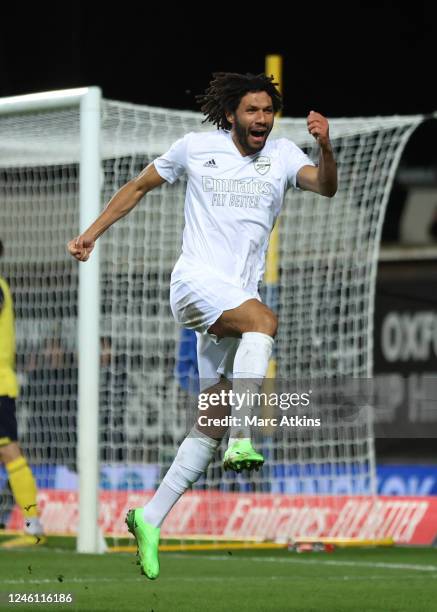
[
  {"xmin": 25, "ymin": 516, "xmax": 44, "ymax": 536},
  {"xmin": 143, "ymin": 429, "xmax": 219, "ymax": 528},
  {"xmin": 228, "ymin": 331, "xmax": 274, "ymax": 447}
]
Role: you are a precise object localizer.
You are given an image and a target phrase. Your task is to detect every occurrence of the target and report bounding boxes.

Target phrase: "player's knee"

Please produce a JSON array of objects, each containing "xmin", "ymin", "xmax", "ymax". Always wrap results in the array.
[
  {"xmin": 0, "ymin": 442, "xmax": 21, "ymax": 464},
  {"xmin": 251, "ymin": 310, "xmax": 278, "ymax": 337},
  {"xmin": 265, "ymin": 312, "xmax": 278, "ymax": 337}
]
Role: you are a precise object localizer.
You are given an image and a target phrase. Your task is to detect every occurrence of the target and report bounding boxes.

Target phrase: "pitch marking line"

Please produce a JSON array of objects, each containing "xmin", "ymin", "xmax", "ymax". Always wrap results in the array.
[{"xmin": 173, "ymin": 554, "xmax": 437, "ymax": 573}]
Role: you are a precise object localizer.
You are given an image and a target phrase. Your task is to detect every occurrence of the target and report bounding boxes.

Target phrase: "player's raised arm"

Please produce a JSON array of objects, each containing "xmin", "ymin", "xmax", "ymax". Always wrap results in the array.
[
  {"xmin": 297, "ymin": 111, "xmax": 337, "ymax": 198},
  {"xmin": 67, "ymin": 162, "xmax": 166, "ymax": 262}
]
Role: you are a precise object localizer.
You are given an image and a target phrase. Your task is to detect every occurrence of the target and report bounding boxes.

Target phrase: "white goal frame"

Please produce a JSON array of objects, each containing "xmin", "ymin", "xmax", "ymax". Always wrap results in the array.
[{"xmin": 0, "ymin": 87, "xmax": 102, "ymax": 553}]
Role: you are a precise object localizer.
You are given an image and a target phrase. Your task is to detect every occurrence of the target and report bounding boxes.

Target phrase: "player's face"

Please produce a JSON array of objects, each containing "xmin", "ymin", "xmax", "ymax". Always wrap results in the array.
[{"xmin": 228, "ymin": 91, "xmax": 274, "ymax": 155}]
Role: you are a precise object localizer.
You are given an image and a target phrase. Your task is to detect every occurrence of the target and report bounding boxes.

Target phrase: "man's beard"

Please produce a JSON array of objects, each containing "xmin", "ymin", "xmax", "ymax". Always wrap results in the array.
[{"xmin": 234, "ymin": 118, "xmax": 269, "ymax": 155}]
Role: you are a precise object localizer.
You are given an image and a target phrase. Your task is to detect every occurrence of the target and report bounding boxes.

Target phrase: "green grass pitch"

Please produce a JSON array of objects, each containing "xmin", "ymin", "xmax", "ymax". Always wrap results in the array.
[{"xmin": 0, "ymin": 537, "xmax": 437, "ymax": 611}]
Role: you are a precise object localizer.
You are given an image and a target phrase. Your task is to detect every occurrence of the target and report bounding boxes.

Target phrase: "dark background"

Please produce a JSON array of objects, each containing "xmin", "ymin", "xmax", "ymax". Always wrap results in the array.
[{"xmin": 1, "ymin": 4, "xmax": 435, "ymax": 119}]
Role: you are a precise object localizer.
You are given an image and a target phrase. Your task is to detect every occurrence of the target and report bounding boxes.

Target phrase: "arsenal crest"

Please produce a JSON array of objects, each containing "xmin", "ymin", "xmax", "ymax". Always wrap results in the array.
[{"xmin": 254, "ymin": 156, "xmax": 271, "ymax": 175}]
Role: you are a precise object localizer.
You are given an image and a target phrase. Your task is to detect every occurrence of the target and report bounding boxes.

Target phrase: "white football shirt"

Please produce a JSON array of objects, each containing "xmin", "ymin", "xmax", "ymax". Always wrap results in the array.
[{"xmin": 154, "ymin": 130, "xmax": 314, "ymax": 294}]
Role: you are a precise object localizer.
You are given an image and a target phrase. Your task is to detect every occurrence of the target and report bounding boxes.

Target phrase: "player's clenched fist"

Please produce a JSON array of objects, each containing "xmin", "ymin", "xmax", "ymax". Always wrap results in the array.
[
  {"xmin": 67, "ymin": 235, "xmax": 95, "ymax": 262},
  {"xmin": 307, "ymin": 110, "xmax": 330, "ymax": 146}
]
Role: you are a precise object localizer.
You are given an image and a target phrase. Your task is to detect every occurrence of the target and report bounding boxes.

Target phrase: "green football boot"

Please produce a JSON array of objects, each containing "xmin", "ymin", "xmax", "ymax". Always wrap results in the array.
[
  {"xmin": 223, "ymin": 439, "xmax": 264, "ymax": 472},
  {"xmin": 125, "ymin": 508, "xmax": 160, "ymax": 580}
]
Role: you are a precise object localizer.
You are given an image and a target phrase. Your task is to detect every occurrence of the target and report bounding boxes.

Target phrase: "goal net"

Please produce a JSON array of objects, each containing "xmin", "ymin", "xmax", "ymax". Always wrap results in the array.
[{"xmin": 0, "ymin": 91, "xmax": 423, "ymax": 543}]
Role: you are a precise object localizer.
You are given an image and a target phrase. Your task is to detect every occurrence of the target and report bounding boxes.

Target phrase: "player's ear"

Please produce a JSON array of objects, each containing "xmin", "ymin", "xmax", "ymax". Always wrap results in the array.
[{"xmin": 225, "ymin": 111, "xmax": 235, "ymax": 127}]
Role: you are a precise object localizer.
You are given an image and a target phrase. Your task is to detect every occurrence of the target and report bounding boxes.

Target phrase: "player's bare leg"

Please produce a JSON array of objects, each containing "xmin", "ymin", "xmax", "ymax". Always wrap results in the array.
[
  {"xmin": 208, "ymin": 299, "xmax": 278, "ymax": 340},
  {"xmin": 208, "ymin": 299, "xmax": 277, "ymax": 473},
  {"xmin": 126, "ymin": 379, "xmax": 231, "ymax": 579}
]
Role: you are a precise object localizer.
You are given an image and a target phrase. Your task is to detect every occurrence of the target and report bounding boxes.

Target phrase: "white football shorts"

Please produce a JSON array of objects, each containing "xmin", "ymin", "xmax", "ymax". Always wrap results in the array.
[{"xmin": 170, "ymin": 271, "xmax": 260, "ymax": 390}]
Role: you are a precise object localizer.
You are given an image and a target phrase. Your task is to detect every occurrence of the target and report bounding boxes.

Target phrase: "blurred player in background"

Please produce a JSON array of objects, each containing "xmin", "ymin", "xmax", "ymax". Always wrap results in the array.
[
  {"xmin": 68, "ymin": 72, "xmax": 337, "ymax": 578},
  {"xmin": 0, "ymin": 239, "xmax": 45, "ymax": 547}
]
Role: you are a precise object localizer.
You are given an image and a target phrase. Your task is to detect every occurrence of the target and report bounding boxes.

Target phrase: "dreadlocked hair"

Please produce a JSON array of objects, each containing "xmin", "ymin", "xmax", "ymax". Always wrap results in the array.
[{"xmin": 196, "ymin": 72, "xmax": 282, "ymax": 130}]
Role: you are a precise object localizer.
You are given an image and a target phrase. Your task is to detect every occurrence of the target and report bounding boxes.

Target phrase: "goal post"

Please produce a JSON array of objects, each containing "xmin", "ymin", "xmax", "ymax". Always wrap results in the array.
[
  {"xmin": 0, "ymin": 87, "xmax": 102, "ymax": 553},
  {"xmin": 77, "ymin": 88, "xmax": 102, "ymax": 554},
  {"xmin": 0, "ymin": 88, "xmax": 426, "ymax": 551}
]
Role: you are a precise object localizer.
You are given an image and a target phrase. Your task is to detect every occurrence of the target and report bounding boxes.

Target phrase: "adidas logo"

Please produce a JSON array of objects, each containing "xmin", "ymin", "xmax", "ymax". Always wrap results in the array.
[{"xmin": 203, "ymin": 158, "xmax": 218, "ymax": 168}]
